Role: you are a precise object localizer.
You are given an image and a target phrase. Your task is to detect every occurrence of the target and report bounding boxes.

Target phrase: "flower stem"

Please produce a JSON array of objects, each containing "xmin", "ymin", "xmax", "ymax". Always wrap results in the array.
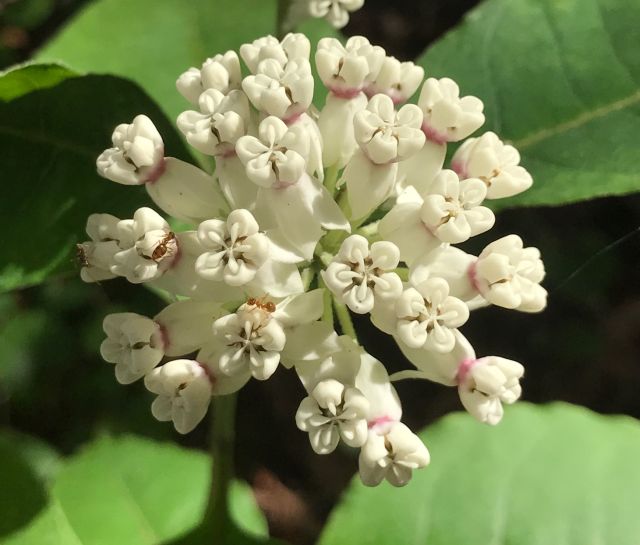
[
  {"xmin": 319, "ymin": 276, "xmax": 334, "ymax": 328},
  {"xmin": 324, "ymin": 163, "xmax": 340, "ymax": 197},
  {"xmin": 333, "ymin": 296, "xmax": 358, "ymax": 342},
  {"xmin": 201, "ymin": 393, "xmax": 238, "ymax": 537}
]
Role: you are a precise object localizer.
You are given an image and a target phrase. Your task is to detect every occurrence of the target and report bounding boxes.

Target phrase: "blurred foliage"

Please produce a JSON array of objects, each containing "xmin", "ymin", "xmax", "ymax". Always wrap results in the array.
[{"xmin": 0, "ymin": 434, "xmax": 273, "ymax": 544}]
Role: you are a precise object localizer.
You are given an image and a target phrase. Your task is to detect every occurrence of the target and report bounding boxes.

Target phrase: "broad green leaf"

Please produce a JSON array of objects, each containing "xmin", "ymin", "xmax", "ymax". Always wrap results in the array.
[
  {"xmin": 0, "ymin": 63, "xmax": 77, "ymax": 101},
  {"xmin": 0, "ymin": 429, "xmax": 62, "ymax": 484},
  {"xmin": 38, "ymin": 0, "xmax": 273, "ymax": 120},
  {"xmin": 418, "ymin": 0, "xmax": 640, "ymax": 208},
  {"xmin": 319, "ymin": 403, "xmax": 640, "ymax": 545},
  {"xmin": 0, "ymin": 65, "xmax": 193, "ymax": 293},
  {"xmin": 37, "ymin": 0, "xmax": 340, "ymax": 120},
  {"xmin": 0, "ymin": 433, "xmax": 49, "ymax": 537},
  {"xmin": 2, "ymin": 435, "xmax": 271, "ymax": 545}
]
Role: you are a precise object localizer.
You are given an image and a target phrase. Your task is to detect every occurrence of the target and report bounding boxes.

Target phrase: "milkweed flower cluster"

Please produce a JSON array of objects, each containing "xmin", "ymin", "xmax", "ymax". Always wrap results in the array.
[{"xmin": 80, "ymin": 33, "xmax": 546, "ymax": 487}]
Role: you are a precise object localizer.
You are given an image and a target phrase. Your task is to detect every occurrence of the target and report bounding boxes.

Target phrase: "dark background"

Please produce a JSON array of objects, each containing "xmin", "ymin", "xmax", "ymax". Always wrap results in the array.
[{"xmin": 1, "ymin": 1, "xmax": 639, "ymax": 543}]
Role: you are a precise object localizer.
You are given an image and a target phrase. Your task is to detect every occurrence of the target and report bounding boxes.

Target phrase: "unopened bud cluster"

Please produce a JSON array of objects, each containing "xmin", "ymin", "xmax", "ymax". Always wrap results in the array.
[{"xmin": 80, "ymin": 33, "xmax": 546, "ymax": 487}]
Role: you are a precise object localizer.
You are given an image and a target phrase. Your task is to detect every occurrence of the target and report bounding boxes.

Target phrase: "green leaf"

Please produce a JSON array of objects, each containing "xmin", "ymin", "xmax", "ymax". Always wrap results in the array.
[
  {"xmin": 0, "ymin": 63, "xmax": 77, "ymax": 101},
  {"xmin": 1, "ymin": 435, "xmax": 272, "ymax": 545},
  {"xmin": 319, "ymin": 403, "xmax": 640, "ymax": 545},
  {"xmin": 37, "ymin": 0, "xmax": 340, "ymax": 119},
  {"xmin": 418, "ymin": 0, "xmax": 640, "ymax": 208},
  {"xmin": 0, "ymin": 433, "xmax": 49, "ymax": 537},
  {"xmin": 36, "ymin": 0, "xmax": 274, "ymax": 121},
  {"xmin": 0, "ymin": 65, "xmax": 193, "ymax": 293}
]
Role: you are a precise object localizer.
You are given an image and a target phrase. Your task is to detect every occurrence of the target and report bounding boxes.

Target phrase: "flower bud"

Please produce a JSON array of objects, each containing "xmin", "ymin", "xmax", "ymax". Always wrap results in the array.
[
  {"xmin": 195, "ymin": 209, "xmax": 269, "ymax": 286},
  {"xmin": 112, "ymin": 208, "xmax": 177, "ymax": 284},
  {"xmin": 418, "ymin": 78, "xmax": 484, "ymax": 144},
  {"xmin": 366, "ymin": 56, "xmax": 424, "ymax": 104},
  {"xmin": 176, "ymin": 51, "xmax": 242, "ymax": 104},
  {"xmin": 177, "ymin": 89, "xmax": 250, "ymax": 156},
  {"xmin": 452, "ymin": 131, "xmax": 533, "ymax": 199},
  {"xmin": 242, "ymin": 58, "xmax": 314, "ymax": 120},
  {"xmin": 97, "ymin": 115, "xmax": 164, "ymax": 185},
  {"xmin": 322, "ymin": 234, "xmax": 402, "ymax": 314},
  {"xmin": 395, "ymin": 278, "xmax": 469, "ymax": 352},
  {"xmin": 309, "ymin": 0, "xmax": 365, "ymax": 28},
  {"xmin": 420, "ymin": 169, "xmax": 495, "ymax": 244},
  {"xmin": 358, "ymin": 422, "xmax": 430, "ymax": 487},
  {"xmin": 78, "ymin": 213, "xmax": 121, "ymax": 283},
  {"xmin": 458, "ymin": 356, "xmax": 524, "ymax": 425},
  {"xmin": 144, "ymin": 359, "xmax": 212, "ymax": 434},
  {"xmin": 296, "ymin": 378, "xmax": 369, "ymax": 454},
  {"xmin": 316, "ymin": 36, "xmax": 385, "ymax": 95},
  {"xmin": 100, "ymin": 313, "xmax": 164, "ymax": 384},
  {"xmin": 473, "ymin": 235, "xmax": 547, "ymax": 312}
]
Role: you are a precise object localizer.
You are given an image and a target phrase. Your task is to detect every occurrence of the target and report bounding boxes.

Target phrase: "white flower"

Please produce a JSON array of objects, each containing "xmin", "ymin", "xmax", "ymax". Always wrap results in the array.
[
  {"xmin": 240, "ymin": 33, "xmax": 310, "ymax": 74},
  {"xmin": 395, "ymin": 278, "xmax": 469, "ymax": 352},
  {"xmin": 111, "ymin": 207, "xmax": 177, "ymax": 284},
  {"xmin": 458, "ymin": 356, "xmax": 524, "ymax": 425},
  {"xmin": 366, "ymin": 56, "xmax": 424, "ymax": 104},
  {"xmin": 354, "ymin": 94, "xmax": 425, "ymax": 164},
  {"xmin": 472, "ymin": 235, "xmax": 547, "ymax": 312},
  {"xmin": 316, "ymin": 36, "xmax": 385, "ymax": 95},
  {"xmin": 236, "ymin": 116, "xmax": 309, "ymax": 188},
  {"xmin": 309, "ymin": 0, "xmax": 364, "ymax": 28},
  {"xmin": 100, "ymin": 313, "xmax": 164, "ymax": 384},
  {"xmin": 83, "ymin": 32, "xmax": 546, "ymax": 471},
  {"xmin": 322, "ymin": 234, "xmax": 402, "ymax": 314},
  {"xmin": 195, "ymin": 209, "xmax": 269, "ymax": 286},
  {"xmin": 418, "ymin": 78, "xmax": 484, "ymax": 144},
  {"xmin": 359, "ymin": 422, "xmax": 430, "ymax": 487},
  {"xmin": 296, "ymin": 379, "xmax": 369, "ymax": 454},
  {"xmin": 144, "ymin": 359, "xmax": 213, "ymax": 434},
  {"xmin": 420, "ymin": 169, "xmax": 495, "ymax": 244},
  {"xmin": 452, "ymin": 131, "xmax": 533, "ymax": 199},
  {"xmin": 211, "ymin": 290, "xmax": 324, "ymax": 381},
  {"xmin": 78, "ymin": 213, "xmax": 121, "ymax": 283},
  {"xmin": 342, "ymin": 94, "xmax": 424, "ymax": 219},
  {"xmin": 96, "ymin": 115, "xmax": 164, "ymax": 185},
  {"xmin": 242, "ymin": 58, "xmax": 314, "ymax": 120},
  {"xmin": 177, "ymin": 89, "xmax": 250, "ymax": 156},
  {"xmin": 237, "ymin": 117, "xmax": 348, "ymax": 260},
  {"xmin": 176, "ymin": 51, "xmax": 242, "ymax": 104}
]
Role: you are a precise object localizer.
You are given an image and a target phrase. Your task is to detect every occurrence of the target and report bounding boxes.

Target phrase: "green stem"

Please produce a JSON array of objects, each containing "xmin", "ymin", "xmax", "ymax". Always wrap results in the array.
[
  {"xmin": 324, "ymin": 163, "xmax": 340, "ymax": 197},
  {"xmin": 333, "ymin": 296, "xmax": 358, "ymax": 342},
  {"xmin": 318, "ymin": 276, "xmax": 334, "ymax": 328},
  {"xmin": 201, "ymin": 393, "xmax": 237, "ymax": 537}
]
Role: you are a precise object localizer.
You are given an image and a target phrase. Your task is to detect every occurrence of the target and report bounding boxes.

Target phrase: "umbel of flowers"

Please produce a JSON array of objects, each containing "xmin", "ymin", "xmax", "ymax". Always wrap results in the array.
[{"xmin": 81, "ymin": 33, "xmax": 546, "ymax": 487}]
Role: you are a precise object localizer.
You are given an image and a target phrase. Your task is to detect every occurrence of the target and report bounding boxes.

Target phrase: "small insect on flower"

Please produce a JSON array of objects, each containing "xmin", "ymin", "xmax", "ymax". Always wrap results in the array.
[
  {"xmin": 247, "ymin": 296, "xmax": 276, "ymax": 313},
  {"xmin": 76, "ymin": 243, "xmax": 90, "ymax": 268},
  {"xmin": 151, "ymin": 231, "xmax": 177, "ymax": 262}
]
